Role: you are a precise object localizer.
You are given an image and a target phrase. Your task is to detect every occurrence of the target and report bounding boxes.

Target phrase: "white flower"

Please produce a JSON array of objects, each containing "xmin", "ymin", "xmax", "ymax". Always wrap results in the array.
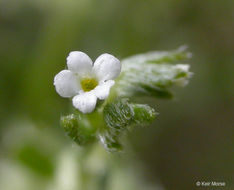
[{"xmin": 54, "ymin": 51, "xmax": 121, "ymax": 113}]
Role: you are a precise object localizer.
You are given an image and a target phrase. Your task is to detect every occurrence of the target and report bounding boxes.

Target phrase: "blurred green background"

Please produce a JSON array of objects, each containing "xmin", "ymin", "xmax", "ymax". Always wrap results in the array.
[{"xmin": 0, "ymin": 0, "xmax": 233, "ymax": 190}]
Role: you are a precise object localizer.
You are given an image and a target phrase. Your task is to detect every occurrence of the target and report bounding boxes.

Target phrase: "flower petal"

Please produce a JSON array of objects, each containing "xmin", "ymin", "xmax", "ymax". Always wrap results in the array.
[
  {"xmin": 67, "ymin": 51, "xmax": 93, "ymax": 77},
  {"xmin": 72, "ymin": 92, "xmax": 97, "ymax": 113},
  {"xmin": 93, "ymin": 80, "xmax": 115, "ymax": 100},
  {"xmin": 54, "ymin": 70, "xmax": 80, "ymax": 98},
  {"xmin": 93, "ymin": 53, "xmax": 121, "ymax": 81}
]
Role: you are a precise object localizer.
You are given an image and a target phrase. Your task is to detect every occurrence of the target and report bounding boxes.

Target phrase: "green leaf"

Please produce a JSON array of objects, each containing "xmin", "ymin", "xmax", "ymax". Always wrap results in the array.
[
  {"xmin": 61, "ymin": 114, "xmax": 96, "ymax": 145},
  {"xmin": 100, "ymin": 99, "xmax": 157, "ymax": 152},
  {"xmin": 103, "ymin": 98, "xmax": 133, "ymax": 131},
  {"xmin": 129, "ymin": 103, "xmax": 158, "ymax": 125},
  {"xmin": 114, "ymin": 46, "xmax": 192, "ymax": 98},
  {"xmin": 100, "ymin": 99, "xmax": 132, "ymax": 152},
  {"xmin": 98, "ymin": 131, "xmax": 123, "ymax": 152}
]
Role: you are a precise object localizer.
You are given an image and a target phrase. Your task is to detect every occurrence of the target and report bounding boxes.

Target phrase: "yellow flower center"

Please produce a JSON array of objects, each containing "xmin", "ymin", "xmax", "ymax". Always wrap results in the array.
[{"xmin": 81, "ymin": 78, "xmax": 98, "ymax": 92}]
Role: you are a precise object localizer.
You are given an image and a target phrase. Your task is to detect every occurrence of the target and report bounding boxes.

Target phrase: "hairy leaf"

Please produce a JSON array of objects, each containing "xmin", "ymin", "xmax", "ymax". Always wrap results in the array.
[
  {"xmin": 115, "ymin": 46, "xmax": 192, "ymax": 98},
  {"xmin": 101, "ymin": 99, "xmax": 157, "ymax": 152},
  {"xmin": 61, "ymin": 114, "xmax": 95, "ymax": 145},
  {"xmin": 103, "ymin": 99, "xmax": 133, "ymax": 131},
  {"xmin": 129, "ymin": 103, "xmax": 158, "ymax": 124},
  {"xmin": 98, "ymin": 131, "xmax": 123, "ymax": 152}
]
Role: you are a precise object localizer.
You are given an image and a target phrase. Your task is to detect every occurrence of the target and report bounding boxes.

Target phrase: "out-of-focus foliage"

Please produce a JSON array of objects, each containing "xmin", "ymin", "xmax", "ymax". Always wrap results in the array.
[
  {"xmin": 1, "ymin": 121, "xmax": 160, "ymax": 190},
  {"xmin": 0, "ymin": 0, "xmax": 233, "ymax": 189}
]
